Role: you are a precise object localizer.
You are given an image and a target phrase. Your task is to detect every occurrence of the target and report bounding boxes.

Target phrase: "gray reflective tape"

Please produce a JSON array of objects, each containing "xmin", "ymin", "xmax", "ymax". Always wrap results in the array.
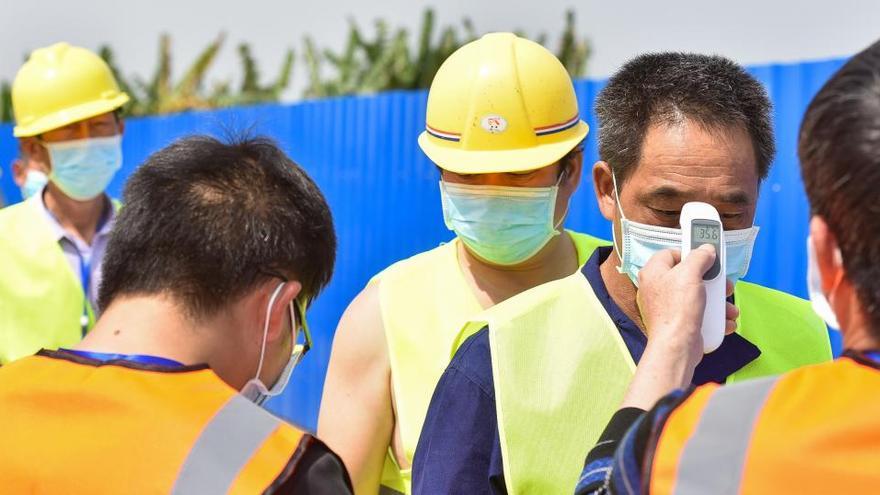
[
  {"xmin": 673, "ymin": 376, "xmax": 779, "ymax": 495},
  {"xmin": 379, "ymin": 485, "xmax": 405, "ymax": 495},
  {"xmin": 172, "ymin": 394, "xmax": 282, "ymax": 494}
]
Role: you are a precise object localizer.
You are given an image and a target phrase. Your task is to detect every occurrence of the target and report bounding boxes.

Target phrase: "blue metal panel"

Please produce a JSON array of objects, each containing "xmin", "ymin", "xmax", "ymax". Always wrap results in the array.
[{"xmin": 0, "ymin": 56, "xmax": 847, "ymax": 429}]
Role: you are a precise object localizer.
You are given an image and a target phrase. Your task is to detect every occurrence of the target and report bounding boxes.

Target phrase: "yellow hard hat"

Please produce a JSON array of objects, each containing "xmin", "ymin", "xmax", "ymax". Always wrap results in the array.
[
  {"xmin": 418, "ymin": 32, "xmax": 589, "ymax": 174},
  {"xmin": 12, "ymin": 42, "xmax": 130, "ymax": 137}
]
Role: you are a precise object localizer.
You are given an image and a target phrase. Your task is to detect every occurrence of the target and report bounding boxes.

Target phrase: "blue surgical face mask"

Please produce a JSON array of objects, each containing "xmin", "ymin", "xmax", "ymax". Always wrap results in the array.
[
  {"xmin": 439, "ymin": 174, "xmax": 566, "ymax": 266},
  {"xmin": 20, "ymin": 169, "xmax": 49, "ymax": 200},
  {"xmin": 611, "ymin": 173, "xmax": 759, "ymax": 286},
  {"xmin": 45, "ymin": 135, "xmax": 122, "ymax": 201}
]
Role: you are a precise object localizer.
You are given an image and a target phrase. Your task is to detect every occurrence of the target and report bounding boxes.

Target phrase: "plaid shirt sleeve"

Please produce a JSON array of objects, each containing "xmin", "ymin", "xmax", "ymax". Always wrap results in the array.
[{"xmin": 574, "ymin": 388, "xmax": 695, "ymax": 495}]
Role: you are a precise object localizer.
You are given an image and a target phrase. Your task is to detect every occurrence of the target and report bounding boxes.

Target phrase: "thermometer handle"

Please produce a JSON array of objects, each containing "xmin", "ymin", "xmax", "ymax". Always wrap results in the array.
[{"xmin": 680, "ymin": 202, "xmax": 726, "ymax": 353}]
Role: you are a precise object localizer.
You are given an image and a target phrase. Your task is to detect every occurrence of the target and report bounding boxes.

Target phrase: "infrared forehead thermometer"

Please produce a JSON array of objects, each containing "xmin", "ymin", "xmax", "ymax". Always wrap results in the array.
[{"xmin": 680, "ymin": 202, "xmax": 726, "ymax": 354}]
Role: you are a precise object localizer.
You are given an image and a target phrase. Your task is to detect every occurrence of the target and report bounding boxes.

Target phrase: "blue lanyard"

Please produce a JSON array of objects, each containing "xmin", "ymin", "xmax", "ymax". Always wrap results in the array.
[
  {"xmin": 75, "ymin": 249, "xmax": 91, "ymax": 336},
  {"xmin": 61, "ymin": 349, "xmax": 184, "ymax": 368},
  {"xmin": 865, "ymin": 351, "xmax": 880, "ymax": 364}
]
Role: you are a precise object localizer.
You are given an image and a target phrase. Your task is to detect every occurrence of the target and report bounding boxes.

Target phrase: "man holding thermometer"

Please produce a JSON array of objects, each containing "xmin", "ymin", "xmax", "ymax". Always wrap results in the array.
[{"xmin": 414, "ymin": 52, "xmax": 831, "ymax": 494}]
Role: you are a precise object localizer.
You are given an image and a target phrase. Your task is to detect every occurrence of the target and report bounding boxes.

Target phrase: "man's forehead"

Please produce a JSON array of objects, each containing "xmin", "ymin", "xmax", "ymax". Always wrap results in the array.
[
  {"xmin": 639, "ymin": 182, "xmax": 754, "ymax": 206},
  {"xmin": 55, "ymin": 112, "xmax": 117, "ymax": 131},
  {"xmin": 627, "ymin": 122, "xmax": 760, "ymax": 194}
]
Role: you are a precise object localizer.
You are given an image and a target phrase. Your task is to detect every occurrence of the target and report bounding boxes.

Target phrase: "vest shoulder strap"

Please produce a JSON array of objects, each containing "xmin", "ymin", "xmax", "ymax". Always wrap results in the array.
[{"xmin": 730, "ymin": 281, "xmax": 832, "ymax": 382}]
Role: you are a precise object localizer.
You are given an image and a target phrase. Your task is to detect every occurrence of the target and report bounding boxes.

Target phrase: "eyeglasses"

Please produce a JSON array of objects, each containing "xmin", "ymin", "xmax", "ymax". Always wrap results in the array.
[
  {"xmin": 291, "ymin": 296, "xmax": 312, "ymax": 366},
  {"xmin": 261, "ymin": 269, "xmax": 313, "ymax": 364}
]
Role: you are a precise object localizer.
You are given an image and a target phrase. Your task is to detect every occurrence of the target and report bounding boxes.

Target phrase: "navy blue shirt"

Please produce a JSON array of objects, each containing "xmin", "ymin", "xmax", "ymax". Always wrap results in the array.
[{"xmin": 412, "ymin": 246, "xmax": 761, "ymax": 495}]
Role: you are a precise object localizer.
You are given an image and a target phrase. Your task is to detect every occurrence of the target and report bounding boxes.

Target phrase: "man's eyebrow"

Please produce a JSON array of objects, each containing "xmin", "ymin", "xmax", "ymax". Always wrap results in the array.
[
  {"xmin": 638, "ymin": 186, "xmax": 753, "ymax": 206},
  {"xmin": 639, "ymin": 185, "xmax": 686, "ymax": 202},
  {"xmin": 717, "ymin": 190, "xmax": 752, "ymax": 206}
]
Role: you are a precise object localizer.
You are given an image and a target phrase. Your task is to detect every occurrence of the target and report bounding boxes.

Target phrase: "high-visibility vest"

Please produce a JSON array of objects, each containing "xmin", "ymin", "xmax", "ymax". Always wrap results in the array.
[
  {"xmin": 375, "ymin": 231, "xmax": 607, "ymax": 494},
  {"xmin": 0, "ymin": 350, "xmax": 311, "ymax": 493},
  {"xmin": 454, "ymin": 267, "xmax": 831, "ymax": 494},
  {"xmin": 0, "ymin": 196, "xmax": 118, "ymax": 364},
  {"xmin": 650, "ymin": 354, "xmax": 880, "ymax": 495}
]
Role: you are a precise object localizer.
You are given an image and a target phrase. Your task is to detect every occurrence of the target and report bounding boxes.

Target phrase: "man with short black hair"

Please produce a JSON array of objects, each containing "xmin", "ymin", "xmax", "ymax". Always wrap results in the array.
[
  {"xmin": 575, "ymin": 39, "xmax": 880, "ymax": 495},
  {"xmin": 414, "ymin": 53, "xmax": 830, "ymax": 494},
  {"xmin": 0, "ymin": 135, "xmax": 352, "ymax": 493}
]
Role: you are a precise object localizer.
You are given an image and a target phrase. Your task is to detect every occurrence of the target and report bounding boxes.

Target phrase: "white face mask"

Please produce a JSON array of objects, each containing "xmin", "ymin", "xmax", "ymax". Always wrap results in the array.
[
  {"xmin": 806, "ymin": 235, "xmax": 841, "ymax": 329},
  {"xmin": 240, "ymin": 283, "xmax": 311, "ymax": 406},
  {"xmin": 610, "ymin": 172, "xmax": 760, "ymax": 287}
]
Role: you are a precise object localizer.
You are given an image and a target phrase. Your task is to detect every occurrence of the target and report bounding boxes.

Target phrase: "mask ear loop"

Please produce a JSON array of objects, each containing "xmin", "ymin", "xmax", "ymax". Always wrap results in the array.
[
  {"xmin": 609, "ymin": 170, "xmax": 628, "ymax": 273},
  {"xmin": 610, "ymin": 170, "xmax": 627, "ymax": 220},
  {"xmin": 553, "ymin": 167, "xmax": 570, "ymax": 231},
  {"xmin": 253, "ymin": 282, "xmax": 287, "ymax": 386},
  {"xmin": 825, "ymin": 248, "xmax": 846, "ymax": 311}
]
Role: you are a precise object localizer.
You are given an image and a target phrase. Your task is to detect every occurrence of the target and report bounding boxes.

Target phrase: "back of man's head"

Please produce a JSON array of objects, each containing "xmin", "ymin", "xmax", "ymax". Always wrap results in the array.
[
  {"xmin": 595, "ymin": 52, "xmax": 775, "ymax": 184},
  {"xmin": 799, "ymin": 41, "xmax": 880, "ymax": 334},
  {"xmin": 98, "ymin": 135, "xmax": 336, "ymax": 319}
]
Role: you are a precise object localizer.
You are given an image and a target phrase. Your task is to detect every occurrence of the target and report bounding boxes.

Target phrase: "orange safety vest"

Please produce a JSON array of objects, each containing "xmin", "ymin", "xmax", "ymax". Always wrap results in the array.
[
  {"xmin": 0, "ymin": 350, "xmax": 311, "ymax": 493},
  {"xmin": 649, "ymin": 353, "xmax": 880, "ymax": 495}
]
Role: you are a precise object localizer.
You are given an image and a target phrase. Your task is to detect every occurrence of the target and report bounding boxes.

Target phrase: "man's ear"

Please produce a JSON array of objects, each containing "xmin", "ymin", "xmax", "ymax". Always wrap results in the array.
[
  {"xmin": 593, "ymin": 161, "xmax": 617, "ymax": 222},
  {"xmin": 561, "ymin": 151, "xmax": 583, "ymax": 192},
  {"xmin": 265, "ymin": 281, "xmax": 302, "ymax": 343},
  {"xmin": 10, "ymin": 159, "xmax": 27, "ymax": 187},
  {"xmin": 810, "ymin": 216, "xmax": 844, "ymax": 293},
  {"xmin": 19, "ymin": 138, "xmax": 51, "ymax": 172}
]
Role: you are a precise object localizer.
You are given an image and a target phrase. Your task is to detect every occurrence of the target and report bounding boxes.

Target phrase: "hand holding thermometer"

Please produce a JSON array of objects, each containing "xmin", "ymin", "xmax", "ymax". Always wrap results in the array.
[{"xmin": 680, "ymin": 202, "xmax": 726, "ymax": 353}]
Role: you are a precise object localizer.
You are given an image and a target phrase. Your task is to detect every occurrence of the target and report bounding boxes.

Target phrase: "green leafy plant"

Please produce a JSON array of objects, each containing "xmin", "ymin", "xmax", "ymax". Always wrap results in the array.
[
  {"xmin": 0, "ymin": 82, "xmax": 12, "ymax": 123},
  {"xmin": 99, "ymin": 33, "xmax": 295, "ymax": 117},
  {"xmin": 304, "ymin": 8, "xmax": 590, "ymax": 98},
  {"xmin": 0, "ymin": 9, "xmax": 589, "ymax": 121}
]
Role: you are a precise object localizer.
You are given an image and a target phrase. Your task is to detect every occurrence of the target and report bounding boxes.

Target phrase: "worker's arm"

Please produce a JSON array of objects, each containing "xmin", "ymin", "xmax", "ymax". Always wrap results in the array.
[
  {"xmin": 574, "ymin": 390, "xmax": 694, "ymax": 495},
  {"xmin": 318, "ymin": 282, "xmax": 394, "ymax": 495}
]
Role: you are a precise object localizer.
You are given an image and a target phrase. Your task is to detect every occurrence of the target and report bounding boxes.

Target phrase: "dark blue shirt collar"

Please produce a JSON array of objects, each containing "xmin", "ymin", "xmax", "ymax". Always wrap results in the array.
[{"xmin": 582, "ymin": 246, "xmax": 761, "ymax": 385}]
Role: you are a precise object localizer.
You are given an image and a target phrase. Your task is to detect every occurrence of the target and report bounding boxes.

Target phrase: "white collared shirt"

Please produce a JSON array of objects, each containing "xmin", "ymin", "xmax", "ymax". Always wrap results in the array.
[{"xmin": 34, "ymin": 188, "xmax": 115, "ymax": 315}]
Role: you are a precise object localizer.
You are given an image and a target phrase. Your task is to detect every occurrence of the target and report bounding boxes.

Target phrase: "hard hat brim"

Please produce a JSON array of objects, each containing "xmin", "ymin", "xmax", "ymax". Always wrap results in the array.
[
  {"xmin": 418, "ymin": 121, "xmax": 589, "ymax": 174},
  {"xmin": 13, "ymin": 93, "xmax": 130, "ymax": 137}
]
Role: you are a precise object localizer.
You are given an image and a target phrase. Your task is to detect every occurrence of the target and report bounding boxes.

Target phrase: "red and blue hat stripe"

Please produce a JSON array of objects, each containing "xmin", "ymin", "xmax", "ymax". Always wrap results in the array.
[
  {"xmin": 426, "ymin": 124, "xmax": 462, "ymax": 142},
  {"xmin": 426, "ymin": 114, "xmax": 580, "ymax": 142},
  {"xmin": 534, "ymin": 114, "xmax": 580, "ymax": 136}
]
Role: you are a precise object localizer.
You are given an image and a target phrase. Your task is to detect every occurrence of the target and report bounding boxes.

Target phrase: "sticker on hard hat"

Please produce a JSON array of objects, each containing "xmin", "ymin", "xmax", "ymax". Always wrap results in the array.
[{"xmin": 481, "ymin": 115, "xmax": 508, "ymax": 134}]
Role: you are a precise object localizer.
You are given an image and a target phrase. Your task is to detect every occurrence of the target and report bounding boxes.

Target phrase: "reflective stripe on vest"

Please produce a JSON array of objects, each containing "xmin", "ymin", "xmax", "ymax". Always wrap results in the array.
[
  {"xmin": 173, "ymin": 394, "xmax": 284, "ymax": 493},
  {"xmin": 652, "ymin": 357, "xmax": 880, "ymax": 494},
  {"xmin": 672, "ymin": 376, "xmax": 778, "ymax": 494},
  {"xmin": 459, "ymin": 278, "xmax": 829, "ymax": 494},
  {"xmin": 376, "ymin": 231, "xmax": 606, "ymax": 494}
]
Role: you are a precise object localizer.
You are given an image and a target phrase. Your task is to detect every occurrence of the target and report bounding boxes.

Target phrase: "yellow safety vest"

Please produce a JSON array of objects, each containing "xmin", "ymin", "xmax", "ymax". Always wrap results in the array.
[
  {"xmin": 455, "ymin": 267, "xmax": 832, "ymax": 494},
  {"xmin": 375, "ymin": 231, "xmax": 607, "ymax": 494},
  {"xmin": 0, "ymin": 197, "xmax": 117, "ymax": 364}
]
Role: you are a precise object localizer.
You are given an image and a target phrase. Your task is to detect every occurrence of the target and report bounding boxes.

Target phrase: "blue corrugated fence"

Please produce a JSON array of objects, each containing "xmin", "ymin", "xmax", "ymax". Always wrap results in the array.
[{"xmin": 0, "ymin": 55, "xmax": 847, "ymax": 430}]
